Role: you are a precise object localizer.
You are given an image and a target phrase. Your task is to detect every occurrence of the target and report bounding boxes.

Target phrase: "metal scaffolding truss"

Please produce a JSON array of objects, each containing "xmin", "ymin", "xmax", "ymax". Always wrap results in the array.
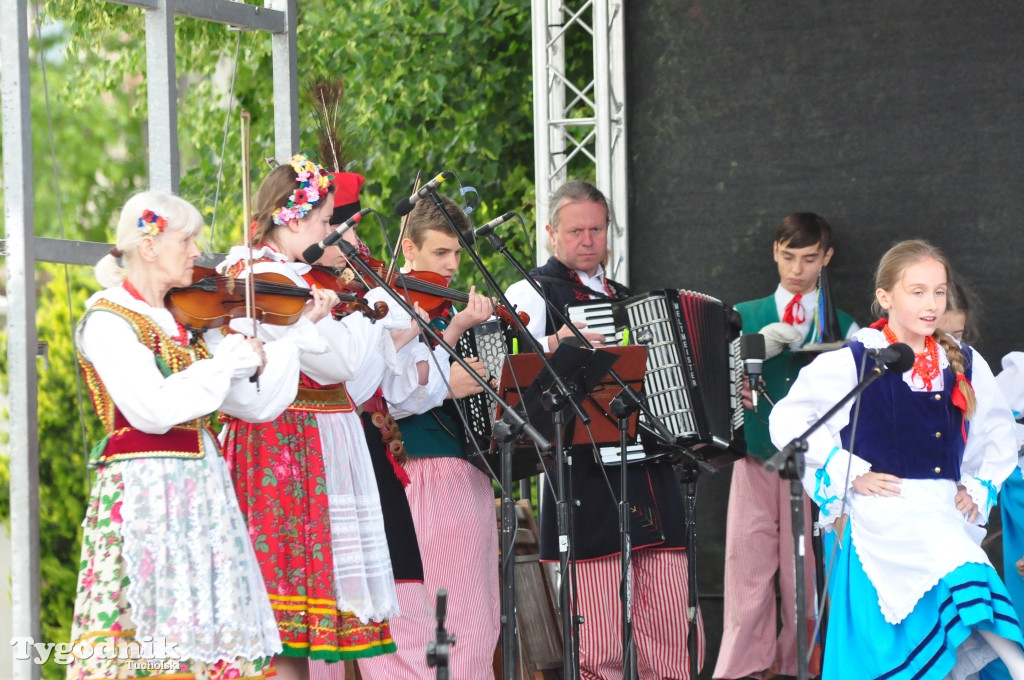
[
  {"xmin": 0, "ymin": 2, "xmax": 298, "ymax": 678},
  {"xmin": 531, "ymin": 0, "xmax": 629, "ymax": 284}
]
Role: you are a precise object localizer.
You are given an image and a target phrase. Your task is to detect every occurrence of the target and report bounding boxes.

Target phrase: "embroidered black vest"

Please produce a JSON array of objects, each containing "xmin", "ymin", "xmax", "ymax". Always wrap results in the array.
[{"xmin": 530, "ymin": 256, "xmax": 631, "ymax": 336}]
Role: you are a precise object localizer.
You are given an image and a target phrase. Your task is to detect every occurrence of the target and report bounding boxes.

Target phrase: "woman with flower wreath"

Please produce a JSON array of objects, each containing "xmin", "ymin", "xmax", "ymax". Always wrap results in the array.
[
  {"xmin": 217, "ymin": 155, "xmax": 421, "ymax": 680},
  {"xmin": 769, "ymin": 239, "xmax": 1024, "ymax": 678},
  {"xmin": 69, "ymin": 190, "xmax": 336, "ymax": 679}
]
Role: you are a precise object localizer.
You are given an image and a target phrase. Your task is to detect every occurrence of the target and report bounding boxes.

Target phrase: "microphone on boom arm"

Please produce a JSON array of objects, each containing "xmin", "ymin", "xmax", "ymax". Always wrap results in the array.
[
  {"xmin": 395, "ymin": 171, "xmax": 454, "ymax": 217},
  {"xmin": 301, "ymin": 208, "xmax": 372, "ymax": 264}
]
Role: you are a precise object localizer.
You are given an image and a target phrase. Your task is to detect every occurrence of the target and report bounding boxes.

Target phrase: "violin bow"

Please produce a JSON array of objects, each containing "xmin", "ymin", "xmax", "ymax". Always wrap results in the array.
[
  {"xmin": 387, "ymin": 170, "xmax": 421, "ymax": 283},
  {"xmin": 241, "ymin": 110, "xmax": 260, "ymax": 389},
  {"xmin": 241, "ymin": 110, "xmax": 257, "ymax": 338}
]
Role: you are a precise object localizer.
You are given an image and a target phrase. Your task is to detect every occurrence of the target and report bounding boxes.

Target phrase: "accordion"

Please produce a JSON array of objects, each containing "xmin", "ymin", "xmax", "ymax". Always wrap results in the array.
[
  {"xmin": 566, "ymin": 289, "xmax": 746, "ymax": 466},
  {"xmin": 452, "ymin": 320, "xmax": 554, "ymax": 479}
]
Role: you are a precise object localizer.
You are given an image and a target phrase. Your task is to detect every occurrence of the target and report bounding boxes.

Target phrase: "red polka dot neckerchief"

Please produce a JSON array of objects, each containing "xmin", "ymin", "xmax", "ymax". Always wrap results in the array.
[
  {"xmin": 881, "ymin": 322, "xmax": 940, "ymax": 390},
  {"xmin": 122, "ymin": 279, "xmax": 190, "ymax": 346}
]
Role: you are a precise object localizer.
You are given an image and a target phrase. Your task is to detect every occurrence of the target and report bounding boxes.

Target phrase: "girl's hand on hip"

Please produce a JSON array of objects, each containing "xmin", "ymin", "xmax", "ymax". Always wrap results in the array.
[{"xmin": 852, "ymin": 471, "xmax": 903, "ymax": 497}]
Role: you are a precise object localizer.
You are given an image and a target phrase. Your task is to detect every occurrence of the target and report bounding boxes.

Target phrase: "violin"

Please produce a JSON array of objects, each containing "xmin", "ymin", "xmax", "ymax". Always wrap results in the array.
[
  {"xmin": 338, "ymin": 259, "xmax": 529, "ymax": 327},
  {"xmin": 165, "ymin": 266, "xmax": 378, "ymax": 334},
  {"xmin": 388, "ymin": 270, "xmax": 530, "ymax": 328},
  {"xmin": 305, "ymin": 265, "xmax": 389, "ymax": 321},
  {"xmin": 319, "ymin": 238, "xmax": 529, "ymax": 327}
]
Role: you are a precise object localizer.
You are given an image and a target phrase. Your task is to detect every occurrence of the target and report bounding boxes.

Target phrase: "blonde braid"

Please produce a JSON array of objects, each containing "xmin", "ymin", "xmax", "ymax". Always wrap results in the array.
[{"xmin": 935, "ymin": 331, "xmax": 976, "ymax": 419}]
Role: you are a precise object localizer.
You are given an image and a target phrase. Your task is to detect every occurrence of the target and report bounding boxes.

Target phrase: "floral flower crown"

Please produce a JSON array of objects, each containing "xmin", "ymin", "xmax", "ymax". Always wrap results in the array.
[
  {"xmin": 137, "ymin": 209, "xmax": 169, "ymax": 236},
  {"xmin": 271, "ymin": 154, "xmax": 334, "ymax": 227}
]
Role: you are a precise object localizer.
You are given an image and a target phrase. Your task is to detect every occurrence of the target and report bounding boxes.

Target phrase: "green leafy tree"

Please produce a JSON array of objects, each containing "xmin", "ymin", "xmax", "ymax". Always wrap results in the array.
[
  {"xmin": 5, "ymin": 3, "xmax": 544, "ymax": 673},
  {"xmin": 40, "ymin": 0, "xmax": 540, "ymax": 281},
  {"xmin": 0, "ymin": 265, "xmax": 102, "ymax": 680}
]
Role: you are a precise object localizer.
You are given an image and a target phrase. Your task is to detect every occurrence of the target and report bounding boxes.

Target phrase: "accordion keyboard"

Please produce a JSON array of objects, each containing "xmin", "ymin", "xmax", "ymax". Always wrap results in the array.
[
  {"xmin": 623, "ymin": 293, "xmax": 700, "ymax": 441},
  {"xmin": 454, "ymin": 319, "xmax": 511, "ymax": 448},
  {"xmin": 566, "ymin": 301, "xmax": 624, "ymax": 345},
  {"xmin": 566, "ymin": 290, "xmax": 745, "ymax": 461}
]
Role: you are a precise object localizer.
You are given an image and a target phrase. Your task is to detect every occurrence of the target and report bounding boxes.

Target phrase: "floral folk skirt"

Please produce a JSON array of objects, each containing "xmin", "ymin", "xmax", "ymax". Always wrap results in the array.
[
  {"xmin": 220, "ymin": 410, "xmax": 396, "ymax": 662},
  {"xmin": 67, "ymin": 451, "xmax": 282, "ymax": 679}
]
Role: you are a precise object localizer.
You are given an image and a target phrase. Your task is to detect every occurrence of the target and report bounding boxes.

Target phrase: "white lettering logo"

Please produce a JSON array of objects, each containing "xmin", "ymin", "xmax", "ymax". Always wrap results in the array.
[{"xmin": 10, "ymin": 636, "xmax": 182, "ymax": 666}]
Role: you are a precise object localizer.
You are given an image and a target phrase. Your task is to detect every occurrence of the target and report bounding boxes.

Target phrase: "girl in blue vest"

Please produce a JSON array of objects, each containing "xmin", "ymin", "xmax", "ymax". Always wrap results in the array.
[{"xmin": 769, "ymin": 240, "xmax": 1024, "ymax": 678}]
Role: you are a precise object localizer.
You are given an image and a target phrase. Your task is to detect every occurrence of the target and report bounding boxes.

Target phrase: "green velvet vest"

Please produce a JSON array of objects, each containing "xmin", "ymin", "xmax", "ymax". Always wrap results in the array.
[{"xmin": 735, "ymin": 294, "xmax": 856, "ymax": 461}]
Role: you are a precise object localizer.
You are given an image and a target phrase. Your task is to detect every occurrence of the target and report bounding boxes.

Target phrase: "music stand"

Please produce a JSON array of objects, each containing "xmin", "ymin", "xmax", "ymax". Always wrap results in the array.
[
  {"xmin": 491, "ymin": 343, "xmax": 623, "ymax": 680},
  {"xmin": 497, "ymin": 346, "xmax": 647, "ymax": 447}
]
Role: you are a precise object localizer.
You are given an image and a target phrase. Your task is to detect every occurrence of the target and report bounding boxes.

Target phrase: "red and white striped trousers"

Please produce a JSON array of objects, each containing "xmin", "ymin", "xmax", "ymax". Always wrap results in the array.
[
  {"xmin": 573, "ymin": 549, "xmax": 705, "ymax": 680},
  {"xmin": 400, "ymin": 457, "xmax": 500, "ymax": 679},
  {"xmin": 713, "ymin": 456, "xmax": 816, "ymax": 679},
  {"xmin": 312, "ymin": 457, "xmax": 499, "ymax": 680},
  {"xmin": 356, "ymin": 582, "xmax": 436, "ymax": 679}
]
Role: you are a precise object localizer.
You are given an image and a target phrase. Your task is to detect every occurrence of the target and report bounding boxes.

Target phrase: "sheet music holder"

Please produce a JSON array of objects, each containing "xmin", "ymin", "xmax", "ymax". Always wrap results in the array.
[{"xmin": 495, "ymin": 344, "xmax": 646, "ymax": 451}]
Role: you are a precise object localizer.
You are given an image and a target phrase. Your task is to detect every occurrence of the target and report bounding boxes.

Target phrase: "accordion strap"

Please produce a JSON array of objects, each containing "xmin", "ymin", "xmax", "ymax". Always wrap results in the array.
[{"xmin": 531, "ymin": 275, "xmax": 615, "ymax": 300}]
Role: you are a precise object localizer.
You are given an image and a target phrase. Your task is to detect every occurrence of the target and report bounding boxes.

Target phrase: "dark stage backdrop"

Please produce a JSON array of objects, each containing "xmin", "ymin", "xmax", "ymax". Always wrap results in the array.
[{"xmin": 624, "ymin": 2, "xmax": 1023, "ymax": 675}]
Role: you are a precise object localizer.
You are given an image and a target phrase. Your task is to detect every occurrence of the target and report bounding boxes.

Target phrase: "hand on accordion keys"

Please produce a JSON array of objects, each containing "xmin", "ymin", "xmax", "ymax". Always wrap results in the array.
[
  {"xmin": 447, "ymin": 357, "xmax": 493, "ymax": 399},
  {"xmin": 549, "ymin": 321, "xmax": 607, "ymax": 351}
]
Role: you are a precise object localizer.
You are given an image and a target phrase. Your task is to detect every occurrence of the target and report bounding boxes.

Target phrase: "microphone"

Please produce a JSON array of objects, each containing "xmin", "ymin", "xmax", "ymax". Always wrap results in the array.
[
  {"xmin": 395, "ymin": 171, "xmax": 454, "ymax": 216},
  {"xmin": 301, "ymin": 208, "xmax": 372, "ymax": 264},
  {"xmin": 867, "ymin": 343, "xmax": 915, "ymax": 373},
  {"xmin": 740, "ymin": 333, "xmax": 766, "ymax": 412},
  {"xmin": 472, "ymin": 212, "xmax": 517, "ymax": 240}
]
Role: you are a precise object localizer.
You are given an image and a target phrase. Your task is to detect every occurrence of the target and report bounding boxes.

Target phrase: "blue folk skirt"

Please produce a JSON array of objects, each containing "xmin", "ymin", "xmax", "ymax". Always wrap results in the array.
[{"xmin": 821, "ymin": 530, "xmax": 1024, "ymax": 679}]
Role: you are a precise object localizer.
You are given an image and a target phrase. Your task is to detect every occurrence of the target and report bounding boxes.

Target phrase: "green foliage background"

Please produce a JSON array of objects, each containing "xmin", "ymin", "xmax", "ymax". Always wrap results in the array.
[
  {"xmin": 0, "ymin": 265, "xmax": 103, "ymax": 677},
  {"xmin": 1, "ymin": 2, "xmax": 558, "ymax": 676}
]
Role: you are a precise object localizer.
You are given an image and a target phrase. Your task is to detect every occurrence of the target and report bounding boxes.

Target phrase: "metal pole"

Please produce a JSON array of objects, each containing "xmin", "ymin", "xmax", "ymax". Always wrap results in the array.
[
  {"xmin": 145, "ymin": 0, "xmax": 180, "ymax": 192},
  {"xmin": 1, "ymin": 0, "xmax": 42, "ymax": 678},
  {"xmin": 267, "ymin": 0, "xmax": 299, "ymax": 160}
]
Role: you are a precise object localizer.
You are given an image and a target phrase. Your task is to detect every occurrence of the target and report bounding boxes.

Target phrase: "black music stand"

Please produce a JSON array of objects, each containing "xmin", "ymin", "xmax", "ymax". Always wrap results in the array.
[
  {"xmin": 492, "ymin": 343, "xmax": 622, "ymax": 680},
  {"xmin": 502, "ymin": 346, "xmax": 650, "ymax": 675},
  {"xmin": 497, "ymin": 346, "xmax": 647, "ymax": 448}
]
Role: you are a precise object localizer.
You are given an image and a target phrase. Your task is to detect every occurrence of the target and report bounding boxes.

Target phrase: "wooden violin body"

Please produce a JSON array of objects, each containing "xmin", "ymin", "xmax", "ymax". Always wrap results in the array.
[
  {"xmin": 166, "ymin": 266, "xmax": 381, "ymax": 333},
  {"xmin": 338, "ymin": 260, "xmax": 530, "ymax": 327},
  {"xmin": 305, "ymin": 265, "xmax": 388, "ymax": 321}
]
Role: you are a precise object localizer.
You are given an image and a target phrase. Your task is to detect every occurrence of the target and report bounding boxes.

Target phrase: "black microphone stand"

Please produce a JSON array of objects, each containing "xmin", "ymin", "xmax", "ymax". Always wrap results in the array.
[
  {"xmin": 338, "ymin": 240, "xmax": 549, "ymax": 451},
  {"xmin": 763, "ymin": 359, "xmax": 889, "ymax": 680},
  {"xmin": 609, "ymin": 386, "xmax": 644, "ymax": 677},
  {"xmin": 345, "ymin": 233, "xmax": 564, "ymax": 679},
  {"xmin": 491, "ymin": 416, "xmax": 519, "ymax": 679},
  {"xmin": 425, "ymin": 588, "xmax": 456, "ymax": 680},
  {"xmin": 753, "ymin": 377, "xmax": 776, "ymax": 409},
  {"xmin": 417, "ymin": 188, "xmax": 587, "ymax": 680}
]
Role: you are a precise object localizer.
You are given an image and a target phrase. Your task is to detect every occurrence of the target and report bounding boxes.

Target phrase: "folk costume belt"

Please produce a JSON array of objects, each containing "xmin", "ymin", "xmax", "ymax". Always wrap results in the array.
[{"xmin": 288, "ymin": 385, "xmax": 355, "ymax": 413}]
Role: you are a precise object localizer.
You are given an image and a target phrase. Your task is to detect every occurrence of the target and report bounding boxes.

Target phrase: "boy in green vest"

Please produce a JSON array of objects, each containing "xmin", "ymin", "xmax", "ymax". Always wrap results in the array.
[{"xmin": 714, "ymin": 213, "xmax": 858, "ymax": 680}]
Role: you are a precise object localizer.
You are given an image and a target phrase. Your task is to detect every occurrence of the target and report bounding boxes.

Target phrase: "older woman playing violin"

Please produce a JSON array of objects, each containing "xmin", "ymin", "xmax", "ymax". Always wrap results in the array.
[
  {"xmin": 216, "ymin": 155, "xmax": 422, "ymax": 680},
  {"xmin": 68, "ymin": 190, "xmax": 333, "ymax": 680}
]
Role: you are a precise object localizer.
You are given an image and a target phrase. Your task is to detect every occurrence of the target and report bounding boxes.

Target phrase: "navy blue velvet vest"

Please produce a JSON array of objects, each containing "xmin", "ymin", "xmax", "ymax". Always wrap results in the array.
[{"xmin": 840, "ymin": 341, "xmax": 972, "ymax": 480}]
